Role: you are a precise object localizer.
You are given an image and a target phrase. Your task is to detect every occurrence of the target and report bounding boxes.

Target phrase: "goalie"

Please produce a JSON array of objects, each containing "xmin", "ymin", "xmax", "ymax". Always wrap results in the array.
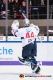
[{"xmin": 11, "ymin": 19, "xmax": 40, "ymax": 74}]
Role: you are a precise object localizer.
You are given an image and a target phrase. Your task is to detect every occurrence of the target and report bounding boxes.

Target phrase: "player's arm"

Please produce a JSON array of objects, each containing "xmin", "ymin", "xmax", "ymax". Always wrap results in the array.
[
  {"xmin": 11, "ymin": 28, "xmax": 25, "ymax": 39},
  {"xmin": 34, "ymin": 25, "xmax": 42, "ymax": 43},
  {"xmin": 11, "ymin": 29, "xmax": 18, "ymax": 37}
]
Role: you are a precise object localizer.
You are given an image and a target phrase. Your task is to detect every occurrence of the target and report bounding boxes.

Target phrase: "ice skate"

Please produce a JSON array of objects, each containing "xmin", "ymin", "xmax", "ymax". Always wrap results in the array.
[{"xmin": 32, "ymin": 66, "xmax": 41, "ymax": 74}]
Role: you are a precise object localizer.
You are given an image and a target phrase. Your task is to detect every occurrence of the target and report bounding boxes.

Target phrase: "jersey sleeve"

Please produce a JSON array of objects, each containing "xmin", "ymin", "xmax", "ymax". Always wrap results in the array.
[
  {"xmin": 11, "ymin": 29, "xmax": 25, "ymax": 39},
  {"xmin": 34, "ymin": 25, "xmax": 40, "ymax": 37},
  {"xmin": 11, "ymin": 29, "xmax": 19, "ymax": 37}
]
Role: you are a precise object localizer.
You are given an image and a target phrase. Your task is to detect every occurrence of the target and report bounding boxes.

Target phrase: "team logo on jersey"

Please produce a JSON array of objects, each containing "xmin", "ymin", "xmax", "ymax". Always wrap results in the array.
[{"xmin": 26, "ymin": 28, "xmax": 31, "ymax": 32}]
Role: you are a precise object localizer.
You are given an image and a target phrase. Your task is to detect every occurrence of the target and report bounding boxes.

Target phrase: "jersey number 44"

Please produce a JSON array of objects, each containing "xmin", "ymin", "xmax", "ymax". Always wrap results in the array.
[{"xmin": 26, "ymin": 32, "xmax": 35, "ymax": 38}]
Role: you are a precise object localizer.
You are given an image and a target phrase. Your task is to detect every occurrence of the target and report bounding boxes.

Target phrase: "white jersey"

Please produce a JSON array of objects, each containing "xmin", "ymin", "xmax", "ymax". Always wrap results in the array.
[{"xmin": 11, "ymin": 23, "xmax": 39, "ymax": 47}]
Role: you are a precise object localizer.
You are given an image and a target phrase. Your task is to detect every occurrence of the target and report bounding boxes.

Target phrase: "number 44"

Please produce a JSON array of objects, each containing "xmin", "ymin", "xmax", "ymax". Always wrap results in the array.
[{"xmin": 26, "ymin": 32, "xmax": 34, "ymax": 38}]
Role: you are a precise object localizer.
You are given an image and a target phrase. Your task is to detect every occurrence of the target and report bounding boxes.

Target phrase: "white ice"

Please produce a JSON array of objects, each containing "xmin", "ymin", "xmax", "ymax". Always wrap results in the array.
[{"xmin": 0, "ymin": 66, "xmax": 53, "ymax": 80}]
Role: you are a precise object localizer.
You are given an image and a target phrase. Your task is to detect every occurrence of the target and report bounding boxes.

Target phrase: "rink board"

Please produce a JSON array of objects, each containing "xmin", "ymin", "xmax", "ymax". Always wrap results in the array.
[
  {"xmin": 0, "ymin": 41, "xmax": 53, "ymax": 80},
  {"xmin": 0, "ymin": 41, "xmax": 53, "ymax": 74}
]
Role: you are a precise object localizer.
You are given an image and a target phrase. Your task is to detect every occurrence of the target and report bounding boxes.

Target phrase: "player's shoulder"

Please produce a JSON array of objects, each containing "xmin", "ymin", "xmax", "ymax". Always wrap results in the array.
[
  {"xmin": 30, "ymin": 23, "xmax": 38, "ymax": 27},
  {"xmin": 29, "ymin": 23, "xmax": 38, "ymax": 28},
  {"xmin": 30, "ymin": 23, "xmax": 35, "ymax": 27},
  {"xmin": 19, "ymin": 27, "xmax": 26, "ymax": 32}
]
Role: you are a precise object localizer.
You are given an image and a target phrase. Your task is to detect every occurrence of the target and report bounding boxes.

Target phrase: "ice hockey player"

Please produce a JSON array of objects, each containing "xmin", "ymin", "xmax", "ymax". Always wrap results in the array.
[{"xmin": 11, "ymin": 19, "xmax": 40, "ymax": 74}]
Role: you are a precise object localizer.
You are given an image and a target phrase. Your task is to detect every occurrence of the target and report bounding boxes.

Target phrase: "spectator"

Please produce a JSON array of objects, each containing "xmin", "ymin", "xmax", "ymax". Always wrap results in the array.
[
  {"xmin": 8, "ymin": 0, "xmax": 12, "ymax": 18},
  {"xmin": 14, "ymin": 0, "xmax": 19, "ymax": 11},
  {"xmin": 8, "ymin": 0, "xmax": 12, "ymax": 3},
  {"xmin": 0, "ymin": 0, "xmax": 2, "ymax": 18},
  {"xmin": 13, "ymin": 0, "xmax": 20, "ymax": 18},
  {"xmin": 19, "ymin": 0, "xmax": 26, "ymax": 19},
  {"xmin": 9, "ymin": 0, "xmax": 15, "ymax": 18},
  {"xmin": 11, "ymin": 0, "xmax": 15, "ymax": 5},
  {"xmin": 19, "ymin": 0, "xmax": 23, "ymax": 6},
  {"xmin": 41, "ymin": 0, "xmax": 45, "ymax": 6},
  {"xmin": 1, "ymin": 0, "xmax": 6, "ymax": 19},
  {"xmin": 8, "ymin": 0, "xmax": 12, "ymax": 10},
  {"xmin": 1, "ymin": 0, "xmax": 6, "ymax": 11},
  {"xmin": 21, "ymin": 0, "xmax": 26, "ymax": 14}
]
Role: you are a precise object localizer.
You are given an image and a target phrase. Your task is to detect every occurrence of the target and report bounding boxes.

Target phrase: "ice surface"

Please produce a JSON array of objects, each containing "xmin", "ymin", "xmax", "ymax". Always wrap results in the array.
[{"xmin": 0, "ymin": 66, "xmax": 53, "ymax": 80}]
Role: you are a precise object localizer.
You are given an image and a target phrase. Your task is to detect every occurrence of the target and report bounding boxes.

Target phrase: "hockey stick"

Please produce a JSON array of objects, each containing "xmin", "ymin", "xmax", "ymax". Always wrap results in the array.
[
  {"xmin": 22, "ymin": 13, "xmax": 27, "ymax": 19},
  {"xmin": 37, "ymin": 36, "xmax": 43, "ymax": 44}
]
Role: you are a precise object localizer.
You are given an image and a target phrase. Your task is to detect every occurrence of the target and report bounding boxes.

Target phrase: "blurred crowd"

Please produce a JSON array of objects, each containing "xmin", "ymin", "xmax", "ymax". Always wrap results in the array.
[
  {"xmin": 0, "ymin": 0, "xmax": 53, "ymax": 19},
  {"xmin": 0, "ymin": 0, "xmax": 27, "ymax": 19}
]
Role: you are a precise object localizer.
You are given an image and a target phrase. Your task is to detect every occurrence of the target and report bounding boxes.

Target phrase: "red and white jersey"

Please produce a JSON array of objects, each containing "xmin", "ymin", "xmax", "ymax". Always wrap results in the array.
[{"xmin": 11, "ymin": 24, "xmax": 39, "ymax": 47}]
